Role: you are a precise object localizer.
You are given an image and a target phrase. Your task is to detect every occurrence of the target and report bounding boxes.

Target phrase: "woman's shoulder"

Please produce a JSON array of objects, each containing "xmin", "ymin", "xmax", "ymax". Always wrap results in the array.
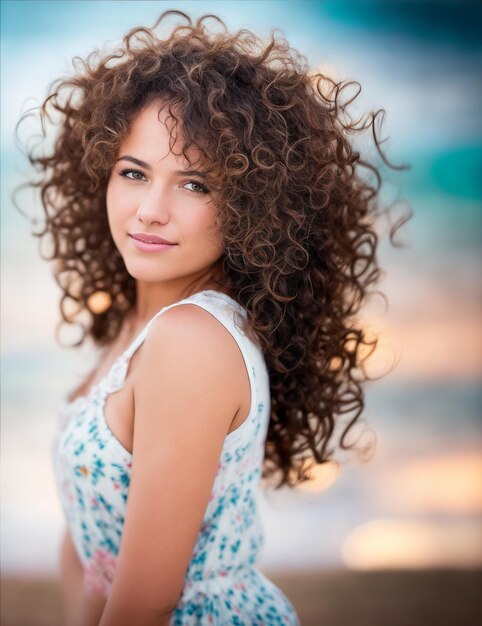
[
  {"xmin": 184, "ymin": 289, "xmax": 260, "ymax": 348},
  {"xmin": 131, "ymin": 302, "xmax": 247, "ymax": 423},
  {"xmin": 137, "ymin": 300, "xmax": 244, "ymax": 374},
  {"xmin": 150, "ymin": 289, "xmax": 250, "ymax": 340}
]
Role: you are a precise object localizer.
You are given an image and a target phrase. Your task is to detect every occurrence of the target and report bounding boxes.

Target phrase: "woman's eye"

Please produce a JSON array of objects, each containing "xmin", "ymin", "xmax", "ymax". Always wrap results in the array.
[
  {"xmin": 184, "ymin": 180, "xmax": 209, "ymax": 194},
  {"xmin": 117, "ymin": 170, "xmax": 208, "ymax": 194},
  {"xmin": 118, "ymin": 169, "xmax": 146, "ymax": 181}
]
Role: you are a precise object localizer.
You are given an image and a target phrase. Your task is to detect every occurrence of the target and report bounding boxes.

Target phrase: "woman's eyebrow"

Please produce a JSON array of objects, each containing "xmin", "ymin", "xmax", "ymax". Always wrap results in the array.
[
  {"xmin": 117, "ymin": 155, "xmax": 151, "ymax": 169},
  {"xmin": 116, "ymin": 155, "xmax": 207, "ymax": 179}
]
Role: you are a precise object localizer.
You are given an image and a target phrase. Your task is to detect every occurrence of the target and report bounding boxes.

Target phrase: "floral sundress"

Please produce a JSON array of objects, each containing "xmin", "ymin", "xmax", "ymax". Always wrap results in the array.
[{"xmin": 52, "ymin": 289, "xmax": 301, "ymax": 625}]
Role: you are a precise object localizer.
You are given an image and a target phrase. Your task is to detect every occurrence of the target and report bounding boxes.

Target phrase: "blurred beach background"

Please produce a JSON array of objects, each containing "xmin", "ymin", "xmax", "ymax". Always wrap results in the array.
[{"xmin": 1, "ymin": 1, "xmax": 481, "ymax": 624}]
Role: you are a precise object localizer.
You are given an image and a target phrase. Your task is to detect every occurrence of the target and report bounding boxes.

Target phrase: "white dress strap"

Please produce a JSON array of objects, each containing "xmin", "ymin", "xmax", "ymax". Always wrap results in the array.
[
  {"xmin": 99, "ymin": 290, "xmax": 245, "ymax": 395},
  {"xmin": 123, "ymin": 289, "xmax": 246, "ymax": 360},
  {"xmin": 123, "ymin": 299, "xmax": 188, "ymax": 360},
  {"xmin": 98, "ymin": 295, "xmax": 198, "ymax": 394}
]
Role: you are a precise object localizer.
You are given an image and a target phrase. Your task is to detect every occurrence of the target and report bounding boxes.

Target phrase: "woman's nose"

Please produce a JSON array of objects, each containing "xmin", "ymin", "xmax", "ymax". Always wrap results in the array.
[{"xmin": 136, "ymin": 185, "xmax": 171, "ymax": 224}]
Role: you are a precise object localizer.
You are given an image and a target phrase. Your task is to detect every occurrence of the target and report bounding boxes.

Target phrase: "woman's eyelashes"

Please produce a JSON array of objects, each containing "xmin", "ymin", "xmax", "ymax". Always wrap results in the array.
[
  {"xmin": 183, "ymin": 180, "xmax": 210, "ymax": 194},
  {"xmin": 118, "ymin": 168, "xmax": 146, "ymax": 182},
  {"xmin": 118, "ymin": 169, "xmax": 209, "ymax": 194}
]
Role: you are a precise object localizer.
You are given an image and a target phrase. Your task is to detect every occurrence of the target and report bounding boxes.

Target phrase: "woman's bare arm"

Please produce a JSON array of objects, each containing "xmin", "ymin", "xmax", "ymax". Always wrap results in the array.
[{"xmin": 98, "ymin": 305, "xmax": 244, "ymax": 625}]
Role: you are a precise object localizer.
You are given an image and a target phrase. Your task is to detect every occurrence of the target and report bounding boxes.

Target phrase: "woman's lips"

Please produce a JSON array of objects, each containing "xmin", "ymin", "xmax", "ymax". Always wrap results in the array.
[{"xmin": 128, "ymin": 235, "xmax": 177, "ymax": 253}]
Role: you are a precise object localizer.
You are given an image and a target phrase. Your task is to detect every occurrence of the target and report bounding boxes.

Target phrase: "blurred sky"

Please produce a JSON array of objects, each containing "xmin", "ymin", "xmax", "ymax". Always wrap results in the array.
[{"xmin": 1, "ymin": 0, "xmax": 481, "ymax": 576}]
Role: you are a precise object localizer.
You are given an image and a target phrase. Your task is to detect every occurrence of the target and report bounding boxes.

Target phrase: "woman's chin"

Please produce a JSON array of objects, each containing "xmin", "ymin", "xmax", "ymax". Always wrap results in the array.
[{"xmin": 122, "ymin": 260, "xmax": 177, "ymax": 283}]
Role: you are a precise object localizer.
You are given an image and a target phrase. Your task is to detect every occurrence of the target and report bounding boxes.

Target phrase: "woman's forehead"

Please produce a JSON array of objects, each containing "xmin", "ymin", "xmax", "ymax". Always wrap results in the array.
[{"xmin": 121, "ymin": 108, "xmax": 204, "ymax": 165}]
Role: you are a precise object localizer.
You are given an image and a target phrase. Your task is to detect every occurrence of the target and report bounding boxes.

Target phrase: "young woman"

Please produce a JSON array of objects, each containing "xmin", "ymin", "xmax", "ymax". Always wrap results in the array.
[{"xmin": 17, "ymin": 9, "xmax": 408, "ymax": 626}]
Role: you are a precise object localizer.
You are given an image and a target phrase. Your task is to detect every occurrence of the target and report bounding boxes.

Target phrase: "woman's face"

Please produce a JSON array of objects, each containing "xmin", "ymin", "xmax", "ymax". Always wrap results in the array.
[{"xmin": 106, "ymin": 100, "xmax": 223, "ymax": 285}]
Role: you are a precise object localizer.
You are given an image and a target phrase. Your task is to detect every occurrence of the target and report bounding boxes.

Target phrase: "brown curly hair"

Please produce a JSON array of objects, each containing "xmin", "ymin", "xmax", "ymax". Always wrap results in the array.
[{"xmin": 15, "ymin": 10, "xmax": 411, "ymax": 490}]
